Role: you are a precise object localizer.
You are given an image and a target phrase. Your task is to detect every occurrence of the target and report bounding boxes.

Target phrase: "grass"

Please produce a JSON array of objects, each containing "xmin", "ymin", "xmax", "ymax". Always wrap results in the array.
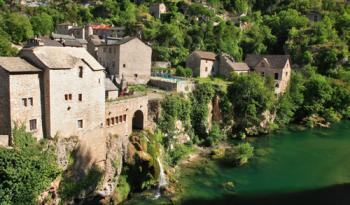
[{"xmin": 194, "ymin": 76, "xmax": 232, "ymax": 91}]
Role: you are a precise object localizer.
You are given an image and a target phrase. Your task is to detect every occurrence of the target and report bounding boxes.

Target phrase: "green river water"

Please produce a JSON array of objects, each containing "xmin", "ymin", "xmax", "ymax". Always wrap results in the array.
[{"xmin": 125, "ymin": 121, "xmax": 350, "ymax": 205}]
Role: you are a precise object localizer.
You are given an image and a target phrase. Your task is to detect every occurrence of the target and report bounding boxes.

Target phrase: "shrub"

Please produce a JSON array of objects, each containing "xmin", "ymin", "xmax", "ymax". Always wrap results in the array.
[
  {"xmin": 165, "ymin": 144, "xmax": 193, "ymax": 166},
  {"xmin": 206, "ymin": 123, "xmax": 226, "ymax": 146},
  {"xmin": 114, "ymin": 175, "xmax": 131, "ymax": 203},
  {"xmin": 0, "ymin": 125, "xmax": 60, "ymax": 205},
  {"xmin": 225, "ymin": 143, "xmax": 254, "ymax": 166},
  {"xmin": 175, "ymin": 66, "xmax": 193, "ymax": 77}
]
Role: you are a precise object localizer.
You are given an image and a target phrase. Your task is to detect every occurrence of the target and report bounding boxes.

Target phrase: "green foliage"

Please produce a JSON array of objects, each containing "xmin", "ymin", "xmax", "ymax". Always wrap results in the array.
[
  {"xmin": 0, "ymin": 126, "xmax": 60, "ymax": 205},
  {"xmin": 225, "ymin": 142, "xmax": 254, "ymax": 166},
  {"xmin": 165, "ymin": 144, "xmax": 193, "ymax": 166},
  {"xmin": 191, "ymin": 83, "xmax": 215, "ymax": 139},
  {"xmin": 114, "ymin": 175, "xmax": 131, "ymax": 203},
  {"xmin": 31, "ymin": 12, "xmax": 54, "ymax": 36},
  {"xmin": 206, "ymin": 123, "xmax": 226, "ymax": 146},
  {"xmin": 0, "ymin": 32, "xmax": 17, "ymax": 56},
  {"xmin": 175, "ymin": 66, "xmax": 193, "ymax": 77},
  {"xmin": 59, "ymin": 165, "xmax": 103, "ymax": 200},
  {"xmin": 3, "ymin": 13, "xmax": 33, "ymax": 43},
  {"xmin": 228, "ymin": 73, "xmax": 275, "ymax": 132}
]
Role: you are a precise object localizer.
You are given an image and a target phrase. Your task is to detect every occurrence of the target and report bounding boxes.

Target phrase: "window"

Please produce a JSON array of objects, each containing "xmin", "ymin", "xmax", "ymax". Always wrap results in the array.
[
  {"xmin": 285, "ymin": 72, "xmax": 288, "ymax": 77},
  {"xmin": 123, "ymin": 64, "xmax": 126, "ymax": 68},
  {"xmin": 134, "ymin": 74, "xmax": 138, "ymax": 78},
  {"xmin": 78, "ymin": 120, "xmax": 83, "ymax": 128},
  {"xmin": 111, "ymin": 118, "xmax": 115, "ymax": 125},
  {"xmin": 78, "ymin": 94, "xmax": 82, "ymax": 102},
  {"xmin": 22, "ymin": 98, "xmax": 27, "ymax": 107},
  {"xmin": 119, "ymin": 116, "xmax": 122, "ymax": 122},
  {"xmin": 261, "ymin": 72, "xmax": 265, "ymax": 77},
  {"xmin": 274, "ymin": 73, "xmax": 279, "ymax": 80},
  {"xmin": 28, "ymin": 98, "xmax": 33, "ymax": 106},
  {"xmin": 106, "ymin": 118, "xmax": 110, "ymax": 126},
  {"xmin": 123, "ymin": 114, "xmax": 126, "ymax": 122},
  {"xmin": 65, "ymin": 94, "xmax": 68, "ymax": 101},
  {"xmin": 205, "ymin": 67, "xmax": 208, "ymax": 72},
  {"xmin": 116, "ymin": 117, "xmax": 119, "ymax": 124},
  {"xmin": 29, "ymin": 119, "xmax": 37, "ymax": 131},
  {"xmin": 69, "ymin": 94, "xmax": 72, "ymax": 100},
  {"xmin": 79, "ymin": 66, "xmax": 83, "ymax": 78}
]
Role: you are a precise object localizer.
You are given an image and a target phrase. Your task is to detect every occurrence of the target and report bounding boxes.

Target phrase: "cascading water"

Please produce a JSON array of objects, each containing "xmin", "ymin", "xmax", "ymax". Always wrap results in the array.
[{"xmin": 154, "ymin": 157, "xmax": 167, "ymax": 199}]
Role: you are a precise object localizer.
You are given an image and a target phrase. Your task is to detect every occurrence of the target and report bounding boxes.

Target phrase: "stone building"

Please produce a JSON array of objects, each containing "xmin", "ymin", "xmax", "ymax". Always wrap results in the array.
[
  {"xmin": 218, "ymin": 54, "xmax": 249, "ymax": 77},
  {"xmin": 0, "ymin": 57, "xmax": 44, "ymax": 142},
  {"xmin": 20, "ymin": 47, "xmax": 106, "ymax": 139},
  {"xmin": 150, "ymin": 3, "xmax": 167, "ymax": 18},
  {"xmin": 306, "ymin": 11, "xmax": 322, "ymax": 22},
  {"xmin": 245, "ymin": 54, "xmax": 291, "ymax": 94},
  {"xmin": 186, "ymin": 50, "xmax": 217, "ymax": 77},
  {"xmin": 97, "ymin": 37, "xmax": 152, "ymax": 84}
]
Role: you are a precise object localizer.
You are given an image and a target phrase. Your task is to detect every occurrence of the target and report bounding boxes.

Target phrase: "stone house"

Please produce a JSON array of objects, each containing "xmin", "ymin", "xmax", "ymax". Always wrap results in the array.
[
  {"xmin": 218, "ymin": 54, "xmax": 249, "ymax": 78},
  {"xmin": 96, "ymin": 37, "xmax": 152, "ymax": 84},
  {"xmin": 150, "ymin": 3, "xmax": 167, "ymax": 18},
  {"xmin": 245, "ymin": 54, "xmax": 291, "ymax": 94},
  {"xmin": 186, "ymin": 50, "xmax": 217, "ymax": 77},
  {"xmin": 0, "ymin": 57, "xmax": 44, "ymax": 142}
]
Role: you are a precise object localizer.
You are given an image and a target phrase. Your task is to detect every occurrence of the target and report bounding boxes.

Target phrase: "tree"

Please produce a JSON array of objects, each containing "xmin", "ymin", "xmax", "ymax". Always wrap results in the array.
[
  {"xmin": 4, "ymin": 13, "xmax": 33, "ymax": 43},
  {"xmin": 228, "ymin": 73, "xmax": 275, "ymax": 131},
  {"xmin": 0, "ymin": 126, "xmax": 60, "ymax": 204},
  {"xmin": 0, "ymin": 32, "xmax": 17, "ymax": 56},
  {"xmin": 31, "ymin": 13, "xmax": 54, "ymax": 36}
]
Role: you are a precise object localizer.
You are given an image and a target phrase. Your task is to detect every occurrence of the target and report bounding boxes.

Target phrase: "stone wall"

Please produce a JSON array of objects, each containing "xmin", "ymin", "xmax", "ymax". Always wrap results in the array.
[
  {"xmin": 104, "ymin": 94, "xmax": 148, "ymax": 138},
  {"xmin": 9, "ymin": 73, "xmax": 44, "ymax": 140},
  {"xmin": 118, "ymin": 38, "xmax": 152, "ymax": 84},
  {"xmin": 148, "ymin": 77, "xmax": 195, "ymax": 93}
]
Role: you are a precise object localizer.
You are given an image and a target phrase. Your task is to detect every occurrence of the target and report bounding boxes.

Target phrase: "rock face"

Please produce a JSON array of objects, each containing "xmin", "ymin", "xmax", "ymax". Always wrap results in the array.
[
  {"xmin": 99, "ymin": 134, "xmax": 129, "ymax": 197},
  {"xmin": 212, "ymin": 95, "xmax": 222, "ymax": 123},
  {"xmin": 55, "ymin": 136, "xmax": 80, "ymax": 169}
]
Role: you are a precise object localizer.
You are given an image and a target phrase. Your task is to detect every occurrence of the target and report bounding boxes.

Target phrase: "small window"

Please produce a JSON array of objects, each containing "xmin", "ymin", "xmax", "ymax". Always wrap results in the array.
[
  {"xmin": 79, "ymin": 66, "xmax": 83, "ymax": 78},
  {"xmin": 123, "ymin": 64, "xmax": 126, "ymax": 68},
  {"xmin": 28, "ymin": 97, "xmax": 33, "ymax": 106},
  {"xmin": 22, "ymin": 98, "xmax": 27, "ymax": 107},
  {"xmin": 274, "ymin": 73, "xmax": 279, "ymax": 80},
  {"xmin": 65, "ymin": 94, "xmax": 68, "ymax": 101},
  {"xmin": 119, "ymin": 116, "xmax": 123, "ymax": 122},
  {"xmin": 111, "ymin": 117, "xmax": 115, "ymax": 125},
  {"xmin": 205, "ymin": 67, "xmax": 208, "ymax": 72},
  {"xmin": 106, "ymin": 118, "xmax": 110, "ymax": 126},
  {"xmin": 78, "ymin": 120, "xmax": 83, "ymax": 128},
  {"xmin": 134, "ymin": 74, "xmax": 138, "ymax": 78},
  {"xmin": 116, "ymin": 117, "xmax": 119, "ymax": 124},
  {"xmin": 261, "ymin": 72, "xmax": 265, "ymax": 77},
  {"xmin": 69, "ymin": 94, "xmax": 72, "ymax": 100},
  {"xmin": 123, "ymin": 114, "xmax": 126, "ymax": 122},
  {"xmin": 78, "ymin": 94, "xmax": 82, "ymax": 102},
  {"xmin": 285, "ymin": 72, "xmax": 288, "ymax": 77},
  {"xmin": 29, "ymin": 119, "xmax": 37, "ymax": 131}
]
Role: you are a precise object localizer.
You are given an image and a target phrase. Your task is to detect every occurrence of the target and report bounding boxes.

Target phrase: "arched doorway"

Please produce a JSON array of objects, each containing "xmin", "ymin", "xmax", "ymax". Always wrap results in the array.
[{"xmin": 132, "ymin": 110, "xmax": 144, "ymax": 130}]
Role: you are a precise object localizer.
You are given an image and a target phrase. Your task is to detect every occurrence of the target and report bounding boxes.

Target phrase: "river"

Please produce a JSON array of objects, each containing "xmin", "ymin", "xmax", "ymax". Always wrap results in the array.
[{"xmin": 125, "ymin": 121, "xmax": 350, "ymax": 205}]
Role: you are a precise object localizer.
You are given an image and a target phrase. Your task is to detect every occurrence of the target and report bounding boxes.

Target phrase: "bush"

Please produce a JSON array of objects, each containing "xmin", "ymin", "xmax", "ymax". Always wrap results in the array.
[
  {"xmin": 114, "ymin": 175, "xmax": 131, "ymax": 203},
  {"xmin": 206, "ymin": 123, "xmax": 226, "ymax": 146},
  {"xmin": 165, "ymin": 144, "xmax": 193, "ymax": 166},
  {"xmin": 225, "ymin": 143, "xmax": 254, "ymax": 166},
  {"xmin": 175, "ymin": 66, "xmax": 193, "ymax": 77},
  {"xmin": 0, "ymin": 125, "xmax": 60, "ymax": 205}
]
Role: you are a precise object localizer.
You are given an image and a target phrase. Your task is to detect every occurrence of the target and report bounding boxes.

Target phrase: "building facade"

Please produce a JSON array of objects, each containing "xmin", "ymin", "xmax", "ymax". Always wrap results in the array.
[
  {"xmin": 245, "ymin": 54, "xmax": 292, "ymax": 94},
  {"xmin": 150, "ymin": 3, "xmax": 167, "ymax": 18},
  {"xmin": 0, "ymin": 57, "xmax": 44, "ymax": 141},
  {"xmin": 218, "ymin": 54, "xmax": 249, "ymax": 77},
  {"xmin": 186, "ymin": 50, "xmax": 217, "ymax": 78},
  {"xmin": 97, "ymin": 37, "xmax": 152, "ymax": 84}
]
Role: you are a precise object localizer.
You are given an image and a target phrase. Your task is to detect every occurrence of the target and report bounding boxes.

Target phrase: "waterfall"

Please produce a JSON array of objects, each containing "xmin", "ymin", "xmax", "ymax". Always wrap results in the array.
[{"xmin": 154, "ymin": 157, "xmax": 167, "ymax": 199}]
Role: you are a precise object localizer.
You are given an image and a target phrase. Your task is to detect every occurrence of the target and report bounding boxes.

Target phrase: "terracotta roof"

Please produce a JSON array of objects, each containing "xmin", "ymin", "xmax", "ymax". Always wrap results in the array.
[
  {"xmin": 245, "ymin": 54, "xmax": 290, "ymax": 69},
  {"xmin": 193, "ymin": 50, "xmax": 216, "ymax": 60},
  {"xmin": 20, "ymin": 47, "xmax": 104, "ymax": 71},
  {"xmin": 0, "ymin": 57, "xmax": 41, "ymax": 73}
]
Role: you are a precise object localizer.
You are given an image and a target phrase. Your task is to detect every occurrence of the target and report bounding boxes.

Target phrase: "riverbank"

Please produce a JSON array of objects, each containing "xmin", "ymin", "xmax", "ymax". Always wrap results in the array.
[{"xmin": 124, "ymin": 121, "xmax": 350, "ymax": 205}]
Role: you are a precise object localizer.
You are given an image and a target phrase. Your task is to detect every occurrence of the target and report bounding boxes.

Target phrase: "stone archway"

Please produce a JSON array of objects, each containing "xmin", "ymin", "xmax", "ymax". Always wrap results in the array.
[{"xmin": 132, "ymin": 110, "xmax": 144, "ymax": 130}]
